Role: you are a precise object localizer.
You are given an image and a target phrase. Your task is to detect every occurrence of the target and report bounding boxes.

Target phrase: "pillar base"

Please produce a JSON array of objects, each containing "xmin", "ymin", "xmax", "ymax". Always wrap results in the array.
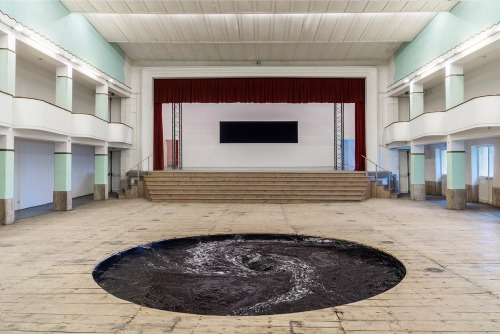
[
  {"xmin": 446, "ymin": 189, "xmax": 467, "ymax": 210},
  {"xmin": 492, "ymin": 187, "xmax": 500, "ymax": 207},
  {"xmin": 94, "ymin": 184, "xmax": 108, "ymax": 201},
  {"xmin": 0, "ymin": 198, "xmax": 15, "ymax": 225},
  {"xmin": 53, "ymin": 191, "xmax": 72, "ymax": 211},
  {"xmin": 410, "ymin": 184, "xmax": 426, "ymax": 201}
]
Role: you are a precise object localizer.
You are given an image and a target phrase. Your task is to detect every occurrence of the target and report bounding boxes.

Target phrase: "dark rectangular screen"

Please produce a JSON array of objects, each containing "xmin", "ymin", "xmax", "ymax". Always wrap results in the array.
[{"xmin": 220, "ymin": 121, "xmax": 298, "ymax": 143}]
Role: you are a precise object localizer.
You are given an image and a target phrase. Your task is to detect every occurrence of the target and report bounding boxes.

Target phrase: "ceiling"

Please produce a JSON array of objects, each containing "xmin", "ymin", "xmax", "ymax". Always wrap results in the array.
[{"xmin": 60, "ymin": 0, "xmax": 459, "ymax": 65}]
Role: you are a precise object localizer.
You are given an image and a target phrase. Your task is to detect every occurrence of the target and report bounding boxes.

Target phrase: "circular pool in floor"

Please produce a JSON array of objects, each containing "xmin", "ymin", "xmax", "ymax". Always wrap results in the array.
[{"xmin": 93, "ymin": 234, "xmax": 405, "ymax": 316}]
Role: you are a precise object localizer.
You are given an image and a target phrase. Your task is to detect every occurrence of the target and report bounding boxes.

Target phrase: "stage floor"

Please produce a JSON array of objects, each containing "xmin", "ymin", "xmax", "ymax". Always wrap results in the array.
[{"xmin": 0, "ymin": 198, "xmax": 499, "ymax": 333}]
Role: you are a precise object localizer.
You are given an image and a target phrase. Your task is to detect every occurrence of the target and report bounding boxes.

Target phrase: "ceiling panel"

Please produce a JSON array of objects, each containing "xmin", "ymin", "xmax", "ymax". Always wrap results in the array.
[
  {"xmin": 61, "ymin": 1, "xmax": 458, "ymax": 14},
  {"xmin": 60, "ymin": 0, "xmax": 459, "ymax": 64}
]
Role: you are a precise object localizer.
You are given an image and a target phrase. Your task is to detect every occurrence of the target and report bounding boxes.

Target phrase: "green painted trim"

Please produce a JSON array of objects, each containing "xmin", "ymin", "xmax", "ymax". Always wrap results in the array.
[
  {"xmin": 0, "ymin": 151, "xmax": 14, "ymax": 199},
  {"xmin": 0, "ymin": 49, "xmax": 16, "ymax": 95},
  {"xmin": 54, "ymin": 153, "xmax": 71, "ymax": 191},
  {"xmin": 95, "ymin": 155, "xmax": 108, "ymax": 185},
  {"xmin": 410, "ymin": 154, "xmax": 425, "ymax": 185},
  {"xmin": 0, "ymin": 1, "xmax": 125, "ymax": 83},
  {"xmin": 0, "ymin": 149, "xmax": 14, "ymax": 152},
  {"xmin": 393, "ymin": 1, "xmax": 500, "ymax": 83},
  {"xmin": 447, "ymin": 152, "xmax": 466, "ymax": 190}
]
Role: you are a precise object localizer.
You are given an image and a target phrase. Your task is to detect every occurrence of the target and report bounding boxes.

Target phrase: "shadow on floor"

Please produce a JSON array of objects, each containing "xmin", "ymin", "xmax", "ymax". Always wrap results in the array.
[
  {"xmin": 15, "ymin": 194, "xmax": 95, "ymax": 220},
  {"xmin": 422, "ymin": 195, "xmax": 500, "ymax": 218}
]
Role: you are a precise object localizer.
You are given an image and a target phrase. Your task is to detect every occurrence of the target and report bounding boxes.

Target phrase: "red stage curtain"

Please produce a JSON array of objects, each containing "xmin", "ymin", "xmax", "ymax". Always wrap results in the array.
[
  {"xmin": 355, "ymin": 102, "xmax": 366, "ymax": 171},
  {"xmin": 153, "ymin": 103, "xmax": 164, "ymax": 171},
  {"xmin": 154, "ymin": 78, "xmax": 364, "ymax": 104},
  {"xmin": 153, "ymin": 78, "xmax": 366, "ymax": 170}
]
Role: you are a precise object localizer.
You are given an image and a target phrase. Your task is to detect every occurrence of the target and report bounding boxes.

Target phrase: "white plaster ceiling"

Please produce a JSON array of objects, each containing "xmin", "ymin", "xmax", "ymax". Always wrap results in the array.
[{"xmin": 60, "ymin": 0, "xmax": 459, "ymax": 65}]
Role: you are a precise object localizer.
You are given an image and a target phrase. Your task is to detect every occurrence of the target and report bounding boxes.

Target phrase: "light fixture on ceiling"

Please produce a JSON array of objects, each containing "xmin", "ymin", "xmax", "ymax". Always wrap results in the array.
[
  {"xmin": 403, "ymin": 79, "xmax": 410, "ymax": 84},
  {"xmin": 70, "ymin": 58, "xmax": 79, "ymax": 64},
  {"xmin": 108, "ymin": 78, "xmax": 114, "ymax": 83},
  {"xmin": 14, "ymin": 24, "xmax": 24, "ymax": 33}
]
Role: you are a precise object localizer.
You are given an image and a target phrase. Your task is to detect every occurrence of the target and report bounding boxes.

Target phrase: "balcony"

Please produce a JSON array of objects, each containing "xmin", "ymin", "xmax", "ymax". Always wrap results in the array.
[
  {"xmin": 385, "ymin": 95, "xmax": 500, "ymax": 145},
  {"xmin": 12, "ymin": 96, "xmax": 133, "ymax": 146}
]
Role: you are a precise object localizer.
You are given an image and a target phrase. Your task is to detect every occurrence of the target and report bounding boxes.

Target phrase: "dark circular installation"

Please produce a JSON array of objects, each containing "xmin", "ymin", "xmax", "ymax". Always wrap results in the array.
[{"xmin": 93, "ymin": 234, "xmax": 406, "ymax": 316}]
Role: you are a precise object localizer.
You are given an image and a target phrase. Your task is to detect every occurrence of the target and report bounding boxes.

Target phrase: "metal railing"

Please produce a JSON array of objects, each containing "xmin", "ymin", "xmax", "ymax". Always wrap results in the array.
[
  {"xmin": 361, "ymin": 155, "xmax": 395, "ymax": 193},
  {"xmin": 123, "ymin": 154, "xmax": 153, "ymax": 184}
]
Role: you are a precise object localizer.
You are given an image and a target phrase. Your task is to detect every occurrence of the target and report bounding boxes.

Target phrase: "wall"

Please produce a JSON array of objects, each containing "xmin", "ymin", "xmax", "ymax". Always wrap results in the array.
[
  {"xmin": 110, "ymin": 97, "xmax": 121, "ymax": 123},
  {"xmin": 0, "ymin": 1, "xmax": 126, "ymax": 83},
  {"xmin": 163, "ymin": 103, "xmax": 355, "ymax": 169},
  {"xmin": 14, "ymin": 138, "xmax": 54, "ymax": 210},
  {"xmin": 424, "ymin": 82, "xmax": 446, "ymax": 113},
  {"xmin": 465, "ymin": 57, "xmax": 500, "ymax": 99},
  {"xmin": 71, "ymin": 144, "xmax": 94, "ymax": 197},
  {"xmin": 398, "ymin": 97, "xmax": 409, "ymax": 122},
  {"xmin": 16, "ymin": 57, "xmax": 55, "ymax": 104},
  {"xmin": 393, "ymin": 0, "xmax": 500, "ymax": 83},
  {"xmin": 417, "ymin": 57, "xmax": 500, "ymax": 115},
  {"xmin": 73, "ymin": 81, "xmax": 95, "ymax": 114}
]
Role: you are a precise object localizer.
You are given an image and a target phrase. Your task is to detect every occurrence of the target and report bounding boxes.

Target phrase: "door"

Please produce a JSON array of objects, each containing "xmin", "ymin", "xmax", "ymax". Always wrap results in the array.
[
  {"xmin": 478, "ymin": 145, "xmax": 493, "ymax": 204},
  {"xmin": 399, "ymin": 150, "xmax": 410, "ymax": 193},
  {"xmin": 108, "ymin": 150, "xmax": 122, "ymax": 193}
]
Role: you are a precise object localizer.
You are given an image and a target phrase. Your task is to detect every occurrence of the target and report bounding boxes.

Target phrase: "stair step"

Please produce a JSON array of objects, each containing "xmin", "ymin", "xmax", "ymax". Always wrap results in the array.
[{"xmin": 144, "ymin": 171, "xmax": 370, "ymax": 203}]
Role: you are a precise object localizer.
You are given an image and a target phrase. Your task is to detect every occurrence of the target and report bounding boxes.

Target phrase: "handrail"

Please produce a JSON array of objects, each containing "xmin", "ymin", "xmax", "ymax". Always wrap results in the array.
[
  {"xmin": 361, "ymin": 155, "xmax": 395, "ymax": 193},
  {"xmin": 124, "ymin": 154, "xmax": 153, "ymax": 182}
]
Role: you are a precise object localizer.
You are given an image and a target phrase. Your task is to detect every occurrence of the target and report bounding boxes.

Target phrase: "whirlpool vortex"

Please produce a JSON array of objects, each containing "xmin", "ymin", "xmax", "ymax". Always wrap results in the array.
[{"xmin": 93, "ymin": 234, "xmax": 406, "ymax": 316}]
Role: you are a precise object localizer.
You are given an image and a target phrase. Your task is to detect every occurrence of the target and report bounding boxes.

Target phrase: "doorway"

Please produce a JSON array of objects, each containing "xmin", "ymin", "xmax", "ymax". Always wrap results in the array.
[
  {"xmin": 477, "ymin": 145, "xmax": 494, "ymax": 204},
  {"xmin": 108, "ymin": 150, "xmax": 121, "ymax": 194},
  {"xmin": 398, "ymin": 149, "xmax": 410, "ymax": 193}
]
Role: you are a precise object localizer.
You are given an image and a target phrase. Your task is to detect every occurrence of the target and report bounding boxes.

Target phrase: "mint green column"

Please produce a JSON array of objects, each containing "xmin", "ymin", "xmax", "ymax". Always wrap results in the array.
[
  {"xmin": 0, "ymin": 34, "xmax": 16, "ymax": 95},
  {"xmin": 0, "ymin": 148, "xmax": 14, "ymax": 225},
  {"xmin": 95, "ymin": 84, "xmax": 109, "ymax": 121},
  {"xmin": 53, "ymin": 141, "xmax": 72, "ymax": 211},
  {"xmin": 94, "ymin": 145, "xmax": 108, "ymax": 200},
  {"xmin": 409, "ymin": 83, "xmax": 424, "ymax": 120},
  {"xmin": 446, "ymin": 142, "xmax": 466, "ymax": 209},
  {"xmin": 410, "ymin": 145, "xmax": 426, "ymax": 200},
  {"xmin": 56, "ymin": 65, "xmax": 72, "ymax": 110},
  {"xmin": 445, "ymin": 64, "xmax": 464, "ymax": 109}
]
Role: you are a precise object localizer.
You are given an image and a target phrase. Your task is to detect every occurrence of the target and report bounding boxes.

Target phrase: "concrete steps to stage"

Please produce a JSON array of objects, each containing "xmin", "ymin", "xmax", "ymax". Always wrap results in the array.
[{"xmin": 144, "ymin": 171, "xmax": 371, "ymax": 204}]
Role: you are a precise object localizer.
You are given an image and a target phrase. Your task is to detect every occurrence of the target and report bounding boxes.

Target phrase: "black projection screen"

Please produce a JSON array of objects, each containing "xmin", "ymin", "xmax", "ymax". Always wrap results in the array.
[{"xmin": 220, "ymin": 121, "xmax": 298, "ymax": 143}]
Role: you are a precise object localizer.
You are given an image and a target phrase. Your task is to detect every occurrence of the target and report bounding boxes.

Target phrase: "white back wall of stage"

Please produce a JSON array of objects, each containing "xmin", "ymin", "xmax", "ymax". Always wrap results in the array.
[
  {"xmin": 16, "ymin": 57, "xmax": 56, "ymax": 105},
  {"xmin": 73, "ymin": 81, "xmax": 95, "ymax": 114},
  {"xmin": 163, "ymin": 103, "xmax": 354, "ymax": 168},
  {"xmin": 14, "ymin": 138, "xmax": 55, "ymax": 210},
  {"xmin": 71, "ymin": 145, "xmax": 95, "ymax": 197}
]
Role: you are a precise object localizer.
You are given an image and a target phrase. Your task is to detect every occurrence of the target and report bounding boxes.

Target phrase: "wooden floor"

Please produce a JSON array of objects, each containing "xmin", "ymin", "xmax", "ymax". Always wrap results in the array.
[{"xmin": 0, "ymin": 197, "xmax": 499, "ymax": 333}]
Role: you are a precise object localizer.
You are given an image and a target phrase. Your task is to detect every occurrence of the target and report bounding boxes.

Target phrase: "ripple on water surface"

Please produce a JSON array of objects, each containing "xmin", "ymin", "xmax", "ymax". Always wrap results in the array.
[{"xmin": 93, "ymin": 234, "xmax": 406, "ymax": 316}]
